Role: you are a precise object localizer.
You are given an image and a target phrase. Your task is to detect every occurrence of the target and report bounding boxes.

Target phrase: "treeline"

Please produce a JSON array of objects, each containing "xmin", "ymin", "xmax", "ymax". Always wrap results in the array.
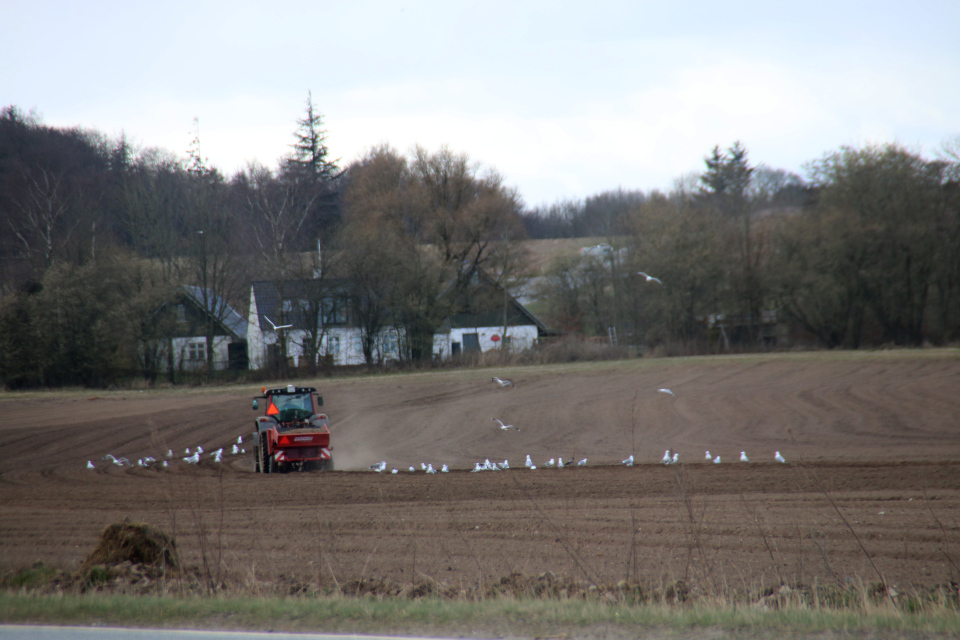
[
  {"xmin": 533, "ymin": 141, "xmax": 960, "ymax": 352},
  {"xmin": 0, "ymin": 102, "xmax": 526, "ymax": 387},
  {"xmin": 0, "ymin": 101, "xmax": 958, "ymax": 387}
]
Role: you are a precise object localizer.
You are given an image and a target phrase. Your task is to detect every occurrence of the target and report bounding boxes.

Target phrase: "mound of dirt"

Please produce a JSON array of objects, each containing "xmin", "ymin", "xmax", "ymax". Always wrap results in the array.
[{"xmin": 82, "ymin": 520, "xmax": 179, "ymax": 571}]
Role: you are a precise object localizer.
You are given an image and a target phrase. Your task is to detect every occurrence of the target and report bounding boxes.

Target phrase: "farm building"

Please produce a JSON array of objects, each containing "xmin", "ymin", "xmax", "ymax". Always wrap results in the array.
[{"xmin": 246, "ymin": 272, "xmax": 549, "ymax": 369}]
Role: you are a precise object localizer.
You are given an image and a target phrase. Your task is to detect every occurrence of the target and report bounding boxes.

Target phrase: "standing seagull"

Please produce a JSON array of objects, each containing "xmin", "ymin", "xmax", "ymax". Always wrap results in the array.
[
  {"xmin": 264, "ymin": 316, "xmax": 293, "ymax": 331},
  {"xmin": 86, "ymin": 461, "xmax": 95, "ymax": 470},
  {"xmin": 775, "ymin": 451, "xmax": 786, "ymax": 464},
  {"xmin": 661, "ymin": 450, "xmax": 672, "ymax": 464},
  {"xmin": 525, "ymin": 454, "xmax": 533, "ymax": 468},
  {"xmin": 577, "ymin": 458, "xmax": 588, "ymax": 466},
  {"xmin": 491, "ymin": 377, "xmax": 516, "ymax": 388},
  {"xmin": 740, "ymin": 451, "xmax": 750, "ymax": 463},
  {"xmin": 623, "ymin": 454, "xmax": 634, "ymax": 467},
  {"xmin": 713, "ymin": 455, "xmax": 721, "ymax": 464},
  {"xmin": 637, "ymin": 272, "xmax": 663, "ymax": 285},
  {"xmin": 705, "ymin": 450, "xmax": 712, "ymax": 460},
  {"xmin": 492, "ymin": 418, "xmax": 519, "ymax": 431}
]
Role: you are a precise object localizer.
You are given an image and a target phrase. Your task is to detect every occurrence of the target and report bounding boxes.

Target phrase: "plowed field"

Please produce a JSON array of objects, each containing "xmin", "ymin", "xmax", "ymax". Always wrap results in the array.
[{"xmin": 2, "ymin": 351, "xmax": 959, "ymax": 595}]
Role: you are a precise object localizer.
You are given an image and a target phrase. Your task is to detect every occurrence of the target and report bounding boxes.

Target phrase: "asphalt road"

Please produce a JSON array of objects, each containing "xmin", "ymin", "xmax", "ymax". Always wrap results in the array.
[{"xmin": 0, "ymin": 627, "xmax": 465, "ymax": 640}]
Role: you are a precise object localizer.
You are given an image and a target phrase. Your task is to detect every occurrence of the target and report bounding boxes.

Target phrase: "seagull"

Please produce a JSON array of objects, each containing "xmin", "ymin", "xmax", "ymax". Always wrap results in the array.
[
  {"xmin": 529, "ymin": 464, "xmax": 537, "ymax": 470},
  {"xmin": 713, "ymin": 455, "xmax": 721, "ymax": 464},
  {"xmin": 671, "ymin": 453, "xmax": 679, "ymax": 465},
  {"xmin": 391, "ymin": 468, "xmax": 398, "ymax": 474},
  {"xmin": 492, "ymin": 418, "xmax": 519, "ymax": 431},
  {"xmin": 213, "ymin": 448, "xmax": 223, "ymax": 463},
  {"xmin": 661, "ymin": 450, "xmax": 672, "ymax": 464},
  {"xmin": 421, "ymin": 462, "xmax": 428, "ymax": 471},
  {"xmin": 557, "ymin": 458, "xmax": 565, "ymax": 469},
  {"xmin": 166, "ymin": 449, "xmax": 173, "ymax": 458},
  {"xmin": 183, "ymin": 452, "xmax": 200, "ymax": 464},
  {"xmin": 86, "ymin": 461, "xmax": 95, "ymax": 470},
  {"xmin": 499, "ymin": 460, "xmax": 510, "ymax": 470},
  {"xmin": 775, "ymin": 451, "xmax": 786, "ymax": 464},
  {"xmin": 705, "ymin": 450, "xmax": 712, "ymax": 460},
  {"xmin": 491, "ymin": 377, "xmax": 516, "ymax": 388},
  {"xmin": 144, "ymin": 457, "xmax": 156, "ymax": 465},
  {"xmin": 237, "ymin": 436, "xmax": 243, "ymax": 444},
  {"xmin": 102, "ymin": 454, "xmax": 129, "ymax": 466},
  {"xmin": 265, "ymin": 316, "xmax": 293, "ymax": 331},
  {"xmin": 162, "ymin": 460, "xmax": 169, "ymax": 468},
  {"xmin": 184, "ymin": 448, "xmax": 191, "ymax": 455},
  {"xmin": 426, "ymin": 464, "xmax": 436, "ymax": 474},
  {"xmin": 441, "ymin": 464, "xmax": 449, "ymax": 473},
  {"xmin": 525, "ymin": 454, "xmax": 533, "ymax": 468},
  {"xmin": 472, "ymin": 462, "xmax": 484, "ymax": 472},
  {"xmin": 137, "ymin": 459, "xmax": 145, "ymax": 467},
  {"xmin": 544, "ymin": 458, "xmax": 555, "ymax": 467},
  {"xmin": 371, "ymin": 461, "xmax": 387, "ymax": 473},
  {"xmin": 637, "ymin": 272, "xmax": 663, "ymax": 285},
  {"xmin": 409, "ymin": 466, "xmax": 416, "ymax": 473},
  {"xmin": 232, "ymin": 444, "xmax": 240, "ymax": 455},
  {"xmin": 658, "ymin": 388, "xmax": 675, "ymax": 396},
  {"xmin": 623, "ymin": 454, "xmax": 634, "ymax": 467},
  {"xmin": 740, "ymin": 451, "xmax": 749, "ymax": 463},
  {"xmin": 577, "ymin": 458, "xmax": 587, "ymax": 466},
  {"xmin": 196, "ymin": 446, "xmax": 203, "ymax": 454}
]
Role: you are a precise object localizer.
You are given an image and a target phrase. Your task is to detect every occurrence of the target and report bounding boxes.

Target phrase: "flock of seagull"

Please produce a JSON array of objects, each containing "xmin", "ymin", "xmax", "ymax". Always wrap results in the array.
[
  {"xmin": 365, "ymin": 375, "xmax": 789, "ymax": 474},
  {"xmin": 87, "ymin": 436, "xmax": 246, "ymax": 470}
]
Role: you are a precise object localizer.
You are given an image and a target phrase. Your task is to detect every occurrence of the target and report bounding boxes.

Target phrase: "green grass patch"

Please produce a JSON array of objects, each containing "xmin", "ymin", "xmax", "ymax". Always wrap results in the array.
[{"xmin": 2, "ymin": 592, "xmax": 959, "ymax": 638}]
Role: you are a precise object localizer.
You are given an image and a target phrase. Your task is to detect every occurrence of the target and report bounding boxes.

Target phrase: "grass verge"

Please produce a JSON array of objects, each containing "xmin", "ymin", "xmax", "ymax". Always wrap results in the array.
[{"xmin": 2, "ymin": 592, "xmax": 959, "ymax": 638}]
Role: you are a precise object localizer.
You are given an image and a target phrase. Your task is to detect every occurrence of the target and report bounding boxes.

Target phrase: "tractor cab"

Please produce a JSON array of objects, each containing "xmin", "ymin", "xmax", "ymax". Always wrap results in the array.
[{"xmin": 253, "ymin": 385, "xmax": 325, "ymax": 429}]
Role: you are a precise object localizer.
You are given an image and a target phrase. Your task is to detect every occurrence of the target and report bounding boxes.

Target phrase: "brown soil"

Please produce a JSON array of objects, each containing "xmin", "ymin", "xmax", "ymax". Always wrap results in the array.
[{"xmin": 2, "ymin": 351, "xmax": 959, "ymax": 596}]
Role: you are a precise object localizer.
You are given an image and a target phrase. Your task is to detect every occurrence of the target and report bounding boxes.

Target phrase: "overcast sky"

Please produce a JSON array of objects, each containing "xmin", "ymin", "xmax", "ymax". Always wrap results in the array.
[{"xmin": 3, "ymin": 0, "xmax": 958, "ymax": 206}]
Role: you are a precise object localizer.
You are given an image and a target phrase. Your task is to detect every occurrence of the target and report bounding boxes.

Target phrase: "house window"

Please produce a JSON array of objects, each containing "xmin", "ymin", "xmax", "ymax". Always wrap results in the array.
[
  {"xmin": 176, "ymin": 304, "xmax": 187, "ymax": 324},
  {"xmin": 322, "ymin": 297, "xmax": 348, "ymax": 325},
  {"xmin": 187, "ymin": 341, "xmax": 206, "ymax": 361},
  {"xmin": 325, "ymin": 336, "xmax": 340, "ymax": 358}
]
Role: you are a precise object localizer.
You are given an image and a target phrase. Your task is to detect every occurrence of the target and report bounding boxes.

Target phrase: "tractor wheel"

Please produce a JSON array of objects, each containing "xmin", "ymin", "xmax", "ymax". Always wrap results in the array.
[
  {"xmin": 254, "ymin": 436, "xmax": 261, "ymax": 473},
  {"xmin": 260, "ymin": 433, "xmax": 272, "ymax": 474},
  {"xmin": 324, "ymin": 457, "xmax": 335, "ymax": 472}
]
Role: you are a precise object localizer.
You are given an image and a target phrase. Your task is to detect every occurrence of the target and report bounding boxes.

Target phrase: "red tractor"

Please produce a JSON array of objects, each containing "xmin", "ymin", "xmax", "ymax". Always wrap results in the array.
[{"xmin": 252, "ymin": 385, "xmax": 333, "ymax": 473}]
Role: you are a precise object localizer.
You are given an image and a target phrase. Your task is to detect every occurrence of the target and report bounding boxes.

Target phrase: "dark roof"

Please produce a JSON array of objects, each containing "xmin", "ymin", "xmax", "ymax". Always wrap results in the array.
[
  {"xmin": 182, "ymin": 285, "xmax": 247, "ymax": 340},
  {"xmin": 250, "ymin": 279, "xmax": 348, "ymax": 332}
]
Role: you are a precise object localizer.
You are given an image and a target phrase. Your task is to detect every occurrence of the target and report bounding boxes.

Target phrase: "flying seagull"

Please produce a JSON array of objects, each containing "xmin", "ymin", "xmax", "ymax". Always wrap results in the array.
[
  {"xmin": 658, "ymin": 388, "xmax": 675, "ymax": 396},
  {"xmin": 265, "ymin": 316, "xmax": 293, "ymax": 331},
  {"xmin": 775, "ymin": 451, "xmax": 786, "ymax": 464},
  {"xmin": 740, "ymin": 451, "xmax": 750, "ymax": 463},
  {"xmin": 637, "ymin": 272, "xmax": 663, "ymax": 285},
  {"xmin": 492, "ymin": 418, "xmax": 519, "ymax": 431},
  {"xmin": 491, "ymin": 377, "xmax": 516, "ymax": 388},
  {"xmin": 183, "ymin": 452, "xmax": 200, "ymax": 464}
]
